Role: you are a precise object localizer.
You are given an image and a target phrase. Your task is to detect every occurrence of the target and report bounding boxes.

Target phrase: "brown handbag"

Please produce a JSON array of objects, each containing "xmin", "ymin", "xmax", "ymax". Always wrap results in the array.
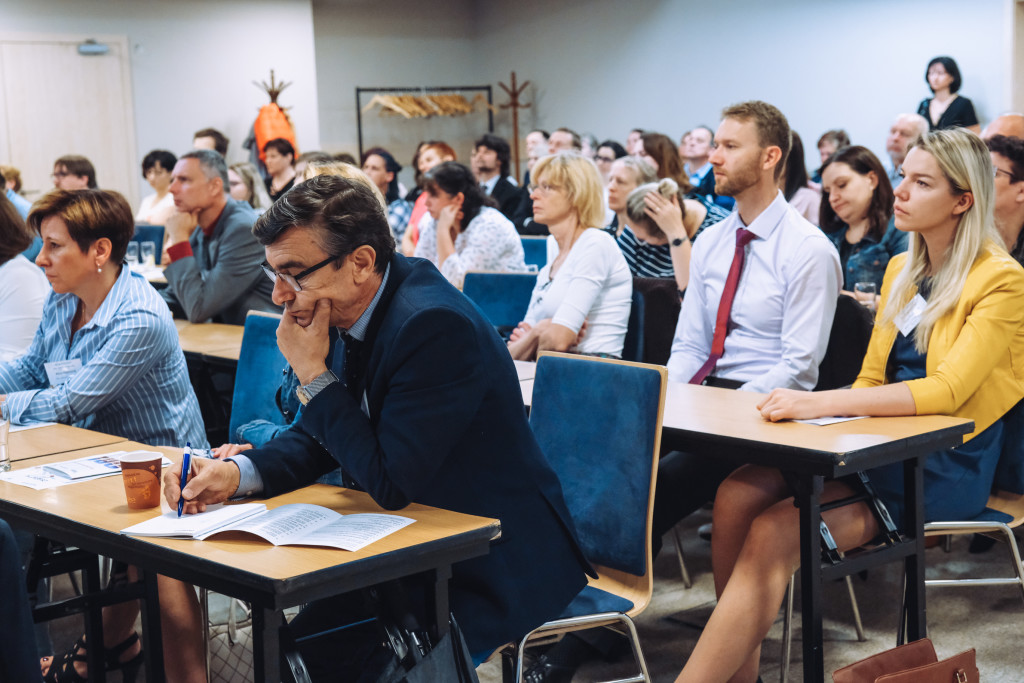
[{"xmin": 833, "ymin": 638, "xmax": 978, "ymax": 683}]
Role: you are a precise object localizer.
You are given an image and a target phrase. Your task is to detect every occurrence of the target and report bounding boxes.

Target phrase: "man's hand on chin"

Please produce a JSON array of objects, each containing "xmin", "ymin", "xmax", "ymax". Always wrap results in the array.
[{"xmin": 279, "ymin": 298, "xmax": 331, "ymax": 385}]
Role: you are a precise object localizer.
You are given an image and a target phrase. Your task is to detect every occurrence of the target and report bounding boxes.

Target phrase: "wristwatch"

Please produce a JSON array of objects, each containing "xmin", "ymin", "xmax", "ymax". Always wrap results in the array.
[
  {"xmin": 671, "ymin": 237, "xmax": 686, "ymax": 247},
  {"xmin": 295, "ymin": 370, "xmax": 339, "ymax": 405}
]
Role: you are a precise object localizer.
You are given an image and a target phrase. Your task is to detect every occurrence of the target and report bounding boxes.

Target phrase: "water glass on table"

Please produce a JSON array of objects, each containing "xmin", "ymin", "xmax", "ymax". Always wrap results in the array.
[
  {"xmin": 0, "ymin": 408, "xmax": 10, "ymax": 473},
  {"xmin": 853, "ymin": 281, "xmax": 878, "ymax": 311},
  {"xmin": 125, "ymin": 242, "xmax": 139, "ymax": 268},
  {"xmin": 140, "ymin": 242, "xmax": 156, "ymax": 268}
]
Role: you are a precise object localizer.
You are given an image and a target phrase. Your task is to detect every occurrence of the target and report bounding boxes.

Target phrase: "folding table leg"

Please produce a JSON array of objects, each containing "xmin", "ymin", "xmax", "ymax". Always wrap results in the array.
[
  {"xmin": 253, "ymin": 606, "xmax": 281, "ymax": 683},
  {"xmin": 798, "ymin": 474, "xmax": 825, "ymax": 683},
  {"xmin": 902, "ymin": 455, "xmax": 927, "ymax": 641},
  {"xmin": 138, "ymin": 568, "xmax": 165, "ymax": 683},
  {"xmin": 82, "ymin": 555, "xmax": 106, "ymax": 683}
]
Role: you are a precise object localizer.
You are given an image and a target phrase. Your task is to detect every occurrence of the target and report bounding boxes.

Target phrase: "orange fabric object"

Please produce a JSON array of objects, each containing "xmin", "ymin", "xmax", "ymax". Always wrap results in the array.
[
  {"xmin": 407, "ymin": 193, "xmax": 429, "ymax": 245},
  {"xmin": 254, "ymin": 104, "xmax": 298, "ymax": 163}
]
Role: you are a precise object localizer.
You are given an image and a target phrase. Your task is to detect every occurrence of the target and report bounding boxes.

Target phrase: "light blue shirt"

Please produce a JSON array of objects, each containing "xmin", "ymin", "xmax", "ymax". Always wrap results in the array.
[
  {"xmin": 0, "ymin": 266, "xmax": 207, "ymax": 448},
  {"xmin": 231, "ymin": 263, "xmax": 391, "ymax": 496},
  {"xmin": 5, "ymin": 188, "xmax": 31, "ymax": 219}
]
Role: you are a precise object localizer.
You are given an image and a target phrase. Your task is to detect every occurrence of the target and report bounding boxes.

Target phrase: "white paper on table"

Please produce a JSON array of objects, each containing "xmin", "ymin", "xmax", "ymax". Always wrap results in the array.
[
  {"xmin": 122, "ymin": 503, "xmax": 264, "ymax": 538},
  {"xmin": 793, "ymin": 416, "xmax": 870, "ymax": 426},
  {"xmin": 0, "ymin": 451, "xmax": 171, "ymax": 489},
  {"xmin": 9, "ymin": 422, "xmax": 57, "ymax": 433}
]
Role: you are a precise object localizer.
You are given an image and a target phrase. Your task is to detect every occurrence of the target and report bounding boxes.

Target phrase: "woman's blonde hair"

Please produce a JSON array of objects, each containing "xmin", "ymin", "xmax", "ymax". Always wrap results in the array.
[
  {"xmin": 881, "ymin": 128, "xmax": 1002, "ymax": 352},
  {"xmin": 625, "ymin": 178, "xmax": 684, "ymax": 240},
  {"xmin": 530, "ymin": 152, "xmax": 605, "ymax": 229},
  {"xmin": 228, "ymin": 163, "xmax": 273, "ymax": 212},
  {"xmin": 302, "ymin": 160, "xmax": 387, "ymax": 210}
]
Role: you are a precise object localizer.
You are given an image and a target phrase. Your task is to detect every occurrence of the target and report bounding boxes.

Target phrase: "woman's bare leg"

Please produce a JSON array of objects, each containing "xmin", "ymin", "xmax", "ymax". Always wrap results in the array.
[
  {"xmin": 675, "ymin": 480, "xmax": 880, "ymax": 683},
  {"xmin": 158, "ymin": 576, "xmax": 206, "ymax": 683}
]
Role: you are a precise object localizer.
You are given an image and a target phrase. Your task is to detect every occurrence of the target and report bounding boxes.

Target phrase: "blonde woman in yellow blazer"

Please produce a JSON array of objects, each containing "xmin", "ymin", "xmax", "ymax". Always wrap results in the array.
[{"xmin": 673, "ymin": 129, "xmax": 1024, "ymax": 683}]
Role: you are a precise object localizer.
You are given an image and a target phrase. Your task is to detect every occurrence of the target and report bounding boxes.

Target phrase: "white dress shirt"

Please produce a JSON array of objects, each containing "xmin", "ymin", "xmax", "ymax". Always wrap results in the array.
[
  {"xmin": 667, "ymin": 191, "xmax": 841, "ymax": 392},
  {"xmin": 0, "ymin": 255, "xmax": 48, "ymax": 363}
]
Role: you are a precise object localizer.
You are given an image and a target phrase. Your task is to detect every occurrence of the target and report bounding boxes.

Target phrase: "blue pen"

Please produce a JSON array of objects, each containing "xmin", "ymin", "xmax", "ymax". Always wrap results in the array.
[{"xmin": 177, "ymin": 442, "xmax": 192, "ymax": 517}]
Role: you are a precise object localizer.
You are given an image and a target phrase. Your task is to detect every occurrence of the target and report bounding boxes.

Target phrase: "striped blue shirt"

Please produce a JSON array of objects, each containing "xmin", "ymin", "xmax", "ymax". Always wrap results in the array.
[{"xmin": 0, "ymin": 267, "xmax": 208, "ymax": 448}]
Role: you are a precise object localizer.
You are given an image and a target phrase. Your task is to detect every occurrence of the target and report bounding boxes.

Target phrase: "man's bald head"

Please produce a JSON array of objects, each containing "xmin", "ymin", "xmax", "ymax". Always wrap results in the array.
[{"xmin": 982, "ymin": 113, "xmax": 1024, "ymax": 141}]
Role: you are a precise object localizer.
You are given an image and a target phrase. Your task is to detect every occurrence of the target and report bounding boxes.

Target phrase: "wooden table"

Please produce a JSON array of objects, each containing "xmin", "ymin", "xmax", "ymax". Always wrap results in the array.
[
  {"xmin": 9, "ymin": 423, "xmax": 126, "ymax": 462},
  {"xmin": 0, "ymin": 443, "xmax": 499, "ymax": 682},
  {"xmin": 521, "ymin": 378, "xmax": 973, "ymax": 681},
  {"xmin": 176, "ymin": 322, "xmax": 245, "ymax": 361}
]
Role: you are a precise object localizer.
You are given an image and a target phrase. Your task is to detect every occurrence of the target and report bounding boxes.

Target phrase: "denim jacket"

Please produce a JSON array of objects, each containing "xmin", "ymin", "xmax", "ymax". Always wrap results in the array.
[{"xmin": 826, "ymin": 217, "xmax": 908, "ymax": 291}]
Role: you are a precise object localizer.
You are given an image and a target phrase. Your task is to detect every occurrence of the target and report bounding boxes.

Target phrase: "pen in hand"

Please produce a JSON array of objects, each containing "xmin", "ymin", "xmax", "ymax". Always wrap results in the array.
[{"xmin": 177, "ymin": 442, "xmax": 192, "ymax": 518}]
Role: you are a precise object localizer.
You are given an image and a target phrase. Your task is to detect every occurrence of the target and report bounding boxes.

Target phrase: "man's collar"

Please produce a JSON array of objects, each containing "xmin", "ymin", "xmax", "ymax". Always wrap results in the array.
[
  {"xmin": 741, "ymin": 190, "xmax": 789, "ymax": 240},
  {"xmin": 479, "ymin": 172, "xmax": 500, "ymax": 195},
  {"xmin": 340, "ymin": 262, "xmax": 390, "ymax": 341},
  {"xmin": 200, "ymin": 196, "xmax": 229, "ymax": 237}
]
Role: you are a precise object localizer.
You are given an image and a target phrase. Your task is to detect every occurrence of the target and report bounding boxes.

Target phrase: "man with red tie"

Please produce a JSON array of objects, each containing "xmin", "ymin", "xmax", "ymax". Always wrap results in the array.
[{"xmin": 653, "ymin": 100, "xmax": 841, "ymax": 549}]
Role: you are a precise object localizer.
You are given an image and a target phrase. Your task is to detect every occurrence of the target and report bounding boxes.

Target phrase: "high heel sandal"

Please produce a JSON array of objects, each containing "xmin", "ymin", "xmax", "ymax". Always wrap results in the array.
[{"xmin": 42, "ymin": 632, "xmax": 144, "ymax": 683}]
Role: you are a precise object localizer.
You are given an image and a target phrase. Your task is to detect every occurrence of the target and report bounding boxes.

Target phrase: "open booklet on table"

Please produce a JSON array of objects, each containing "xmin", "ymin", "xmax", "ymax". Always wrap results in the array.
[{"xmin": 121, "ymin": 502, "xmax": 415, "ymax": 552}]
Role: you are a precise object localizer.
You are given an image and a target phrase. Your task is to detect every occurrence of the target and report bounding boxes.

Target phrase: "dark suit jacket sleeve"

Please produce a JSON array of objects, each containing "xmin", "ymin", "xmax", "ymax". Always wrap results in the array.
[
  {"xmin": 246, "ymin": 306, "xmax": 487, "ymax": 509},
  {"xmin": 163, "ymin": 211, "xmax": 266, "ymax": 323}
]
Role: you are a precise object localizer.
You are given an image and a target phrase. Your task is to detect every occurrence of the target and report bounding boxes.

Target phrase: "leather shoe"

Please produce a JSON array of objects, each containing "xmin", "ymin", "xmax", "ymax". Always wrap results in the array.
[{"xmin": 523, "ymin": 653, "xmax": 576, "ymax": 683}]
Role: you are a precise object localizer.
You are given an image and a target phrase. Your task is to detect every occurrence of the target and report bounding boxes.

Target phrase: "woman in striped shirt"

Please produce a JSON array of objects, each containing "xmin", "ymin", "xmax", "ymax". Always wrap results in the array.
[{"xmin": 0, "ymin": 189, "xmax": 208, "ymax": 683}]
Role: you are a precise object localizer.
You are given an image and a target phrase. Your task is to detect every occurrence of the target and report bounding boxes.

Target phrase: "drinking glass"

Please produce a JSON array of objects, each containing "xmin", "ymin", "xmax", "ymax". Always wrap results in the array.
[
  {"xmin": 853, "ymin": 282, "xmax": 878, "ymax": 311},
  {"xmin": 125, "ymin": 242, "xmax": 139, "ymax": 267},
  {"xmin": 140, "ymin": 242, "xmax": 156, "ymax": 268},
  {"xmin": 0, "ymin": 408, "xmax": 10, "ymax": 473}
]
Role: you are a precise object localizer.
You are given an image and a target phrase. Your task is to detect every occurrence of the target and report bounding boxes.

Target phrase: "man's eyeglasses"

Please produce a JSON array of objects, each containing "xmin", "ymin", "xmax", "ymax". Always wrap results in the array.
[
  {"xmin": 261, "ymin": 255, "xmax": 339, "ymax": 292},
  {"xmin": 50, "ymin": 172, "xmax": 71, "ymax": 179},
  {"xmin": 995, "ymin": 167, "xmax": 1020, "ymax": 183},
  {"xmin": 595, "ymin": 155, "xmax": 616, "ymax": 164}
]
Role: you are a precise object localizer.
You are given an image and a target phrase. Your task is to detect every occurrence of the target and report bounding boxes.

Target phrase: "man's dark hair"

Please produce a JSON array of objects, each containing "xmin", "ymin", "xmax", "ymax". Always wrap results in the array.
[
  {"xmin": 424, "ymin": 161, "xmax": 497, "ymax": 230},
  {"xmin": 530, "ymin": 129, "xmax": 549, "ymax": 140},
  {"xmin": 141, "ymin": 149, "xmax": 177, "ymax": 179},
  {"xmin": 474, "ymin": 134, "xmax": 511, "ymax": 178},
  {"xmin": 54, "ymin": 155, "xmax": 97, "ymax": 188},
  {"xmin": 987, "ymin": 134, "xmax": 1024, "ymax": 182},
  {"xmin": 263, "ymin": 138, "xmax": 296, "ymax": 160},
  {"xmin": 179, "ymin": 149, "xmax": 229, "ymax": 189},
  {"xmin": 361, "ymin": 147, "xmax": 402, "ymax": 202},
  {"xmin": 28, "ymin": 189, "xmax": 135, "ymax": 262},
  {"xmin": 819, "ymin": 145, "xmax": 894, "ymax": 242},
  {"xmin": 194, "ymin": 128, "xmax": 229, "ymax": 156},
  {"xmin": 693, "ymin": 125, "xmax": 715, "ymax": 143},
  {"xmin": 597, "ymin": 140, "xmax": 627, "ymax": 159},
  {"xmin": 555, "ymin": 127, "xmax": 582, "ymax": 151},
  {"xmin": 925, "ymin": 56, "xmax": 963, "ymax": 94},
  {"xmin": 253, "ymin": 175, "xmax": 394, "ymax": 274},
  {"xmin": 0, "ymin": 193, "xmax": 33, "ymax": 263}
]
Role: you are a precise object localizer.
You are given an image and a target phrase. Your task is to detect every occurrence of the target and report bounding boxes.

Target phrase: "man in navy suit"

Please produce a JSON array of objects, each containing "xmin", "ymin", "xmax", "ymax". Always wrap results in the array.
[{"xmin": 165, "ymin": 175, "xmax": 589, "ymax": 679}]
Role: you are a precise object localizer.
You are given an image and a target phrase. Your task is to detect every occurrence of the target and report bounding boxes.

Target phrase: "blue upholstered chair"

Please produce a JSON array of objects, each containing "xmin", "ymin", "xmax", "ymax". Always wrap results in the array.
[
  {"xmin": 461, "ymin": 271, "xmax": 537, "ymax": 337},
  {"xmin": 227, "ymin": 311, "xmax": 288, "ymax": 441},
  {"xmin": 501, "ymin": 352, "xmax": 667, "ymax": 682},
  {"xmin": 132, "ymin": 224, "xmax": 165, "ymax": 265},
  {"xmin": 520, "ymin": 236, "xmax": 547, "ymax": 269},
  {"xmin": 621, "ymin": 290, "xmax": 644, "ymax": 363}
]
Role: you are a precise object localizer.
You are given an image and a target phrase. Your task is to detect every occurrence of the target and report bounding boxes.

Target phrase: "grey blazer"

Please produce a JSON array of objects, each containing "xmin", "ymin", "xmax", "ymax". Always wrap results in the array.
[{"xmin": 162, "ymin": 198, "xmax": 278, "ymax": 324}]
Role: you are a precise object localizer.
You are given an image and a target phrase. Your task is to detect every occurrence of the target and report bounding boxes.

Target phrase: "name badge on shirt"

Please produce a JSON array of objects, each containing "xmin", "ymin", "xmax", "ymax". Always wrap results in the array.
[
  {"xmin": 44, "ymin": 359, "xmax": 83, "ymax": 387},
  {"xmin": 893, "ymin": 294, "xmax": 927, "ymax": 337}
]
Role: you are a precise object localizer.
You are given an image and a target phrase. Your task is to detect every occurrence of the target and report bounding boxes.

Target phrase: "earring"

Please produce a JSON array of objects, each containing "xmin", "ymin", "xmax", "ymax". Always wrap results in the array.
[{"xmin": 97, "ymin": 266, "xmax": 102, "ymax": 273}]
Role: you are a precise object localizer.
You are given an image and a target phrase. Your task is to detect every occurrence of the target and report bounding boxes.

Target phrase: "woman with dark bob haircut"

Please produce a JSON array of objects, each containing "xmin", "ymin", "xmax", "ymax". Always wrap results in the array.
[
  {"xmin": 413, "ymin": 161, "xmax": 527, "ymax": 288},
  {"xmin": 135, "ymin": 149, "xmax": 177, "ymax": 225},
  {"xmin": 917, "ymin": 55, "xmax": 980, "ymax": 133},
  {"xmin": 9, "ymin": 190, "xmax": 209, "ymax": 682},
  {"xmin": 820, "ymin": 145, "xmax": 908, "ymax": 293}
]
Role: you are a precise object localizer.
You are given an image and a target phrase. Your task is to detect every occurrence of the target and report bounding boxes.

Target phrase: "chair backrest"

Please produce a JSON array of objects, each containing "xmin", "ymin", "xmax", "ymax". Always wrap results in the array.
[
  {"xmin": 621, "ymin": 290, "xmax": 644, "ymax": 362},
  {"xmin": 461, "ymin": 271, "xmax": 537, "ymax": 331},
  {"xmin": 631, "ymin": 277, "xmax": 681, "ymax": 366},
  {"xmin": 529, "ymin": 352, "xmax": 667, "ymax": 580},
  {"xmin": 132, "ymin": 224, "xmax": 165, "ymax": 265},
  {"xmin": 521, "ymin": 236, "xmax": 547, "ymax": 269},
  {"xmin": 814, "ymin": 295, "xmax": 874, "ymax": 391},
  {"xmin": 228, "ymin": 311, "xmax": 288, "ymax": 439}
]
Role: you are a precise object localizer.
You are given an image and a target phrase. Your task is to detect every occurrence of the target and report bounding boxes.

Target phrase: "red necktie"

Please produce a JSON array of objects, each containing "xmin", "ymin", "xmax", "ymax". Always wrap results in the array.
[{"xmin": 689, "ymin": 227, "xmax": 757, "ymax": 385}]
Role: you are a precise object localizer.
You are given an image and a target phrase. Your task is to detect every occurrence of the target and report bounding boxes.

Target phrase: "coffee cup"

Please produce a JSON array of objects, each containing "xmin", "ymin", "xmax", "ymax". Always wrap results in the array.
[{"xmin": 119, "ymin": 451, "xmax": 163, "ymax": 509}]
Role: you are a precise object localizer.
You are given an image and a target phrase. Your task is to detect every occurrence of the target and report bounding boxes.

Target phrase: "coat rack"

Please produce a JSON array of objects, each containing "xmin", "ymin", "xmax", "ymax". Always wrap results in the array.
[{"xmin": 498, "ymin": 72, "xmax": 531, "ymax": 181}]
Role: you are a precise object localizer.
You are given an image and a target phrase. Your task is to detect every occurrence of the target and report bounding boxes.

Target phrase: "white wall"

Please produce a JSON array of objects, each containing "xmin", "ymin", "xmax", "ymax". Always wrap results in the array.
[
  {"xmin": 2, "ymin": 0, "xmax": 321, "ymax": 198},
  {"xmin": 312, "ymin": 0, "xmax": 482, "ymax": 186},
  {"xmin": 476, "ymin": 0, "xmax": 1008, "ymax": 171},
  {"xmin": 314, "ymin": 0, "xmax": 1010, "ymax": 176}
]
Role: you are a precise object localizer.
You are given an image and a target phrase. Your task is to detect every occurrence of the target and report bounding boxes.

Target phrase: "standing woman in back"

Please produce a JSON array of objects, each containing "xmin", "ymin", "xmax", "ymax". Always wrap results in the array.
[
  {"xmin": 917, "ymin": 56, "xmax": 980, "ymax": 133},
  {"xmin": 673, "ymin": 128, "xmax": 1024, "ymax": 683}
]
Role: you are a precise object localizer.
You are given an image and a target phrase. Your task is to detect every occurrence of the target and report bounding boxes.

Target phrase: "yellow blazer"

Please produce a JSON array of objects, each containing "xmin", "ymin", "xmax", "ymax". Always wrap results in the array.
[{"xmin": 853, "ymin": 247, "xmax": 1024, "ymax": 439}]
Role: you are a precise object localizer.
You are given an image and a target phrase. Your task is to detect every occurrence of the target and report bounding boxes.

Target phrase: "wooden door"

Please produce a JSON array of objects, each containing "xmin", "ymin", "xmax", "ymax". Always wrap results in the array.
[{"xmin": 0, "ymin": 33, "xmax": 138, "ymax": 208}]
